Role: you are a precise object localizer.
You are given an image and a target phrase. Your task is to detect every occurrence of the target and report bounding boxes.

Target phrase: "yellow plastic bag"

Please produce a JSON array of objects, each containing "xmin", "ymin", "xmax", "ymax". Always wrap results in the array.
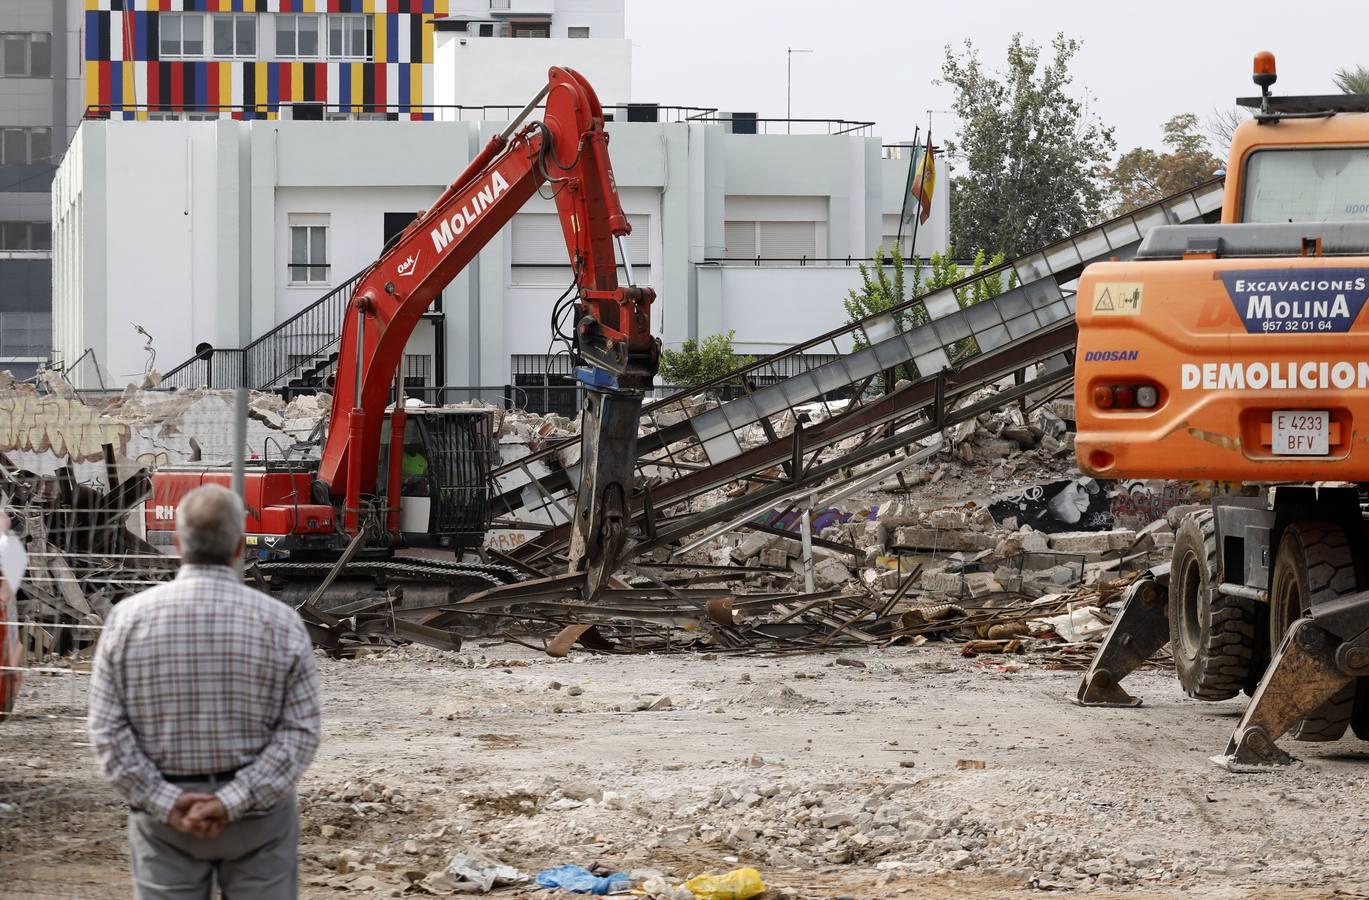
[{"xmin": 682, "ymin": 867, "xmax": 766, "ymax": 900}]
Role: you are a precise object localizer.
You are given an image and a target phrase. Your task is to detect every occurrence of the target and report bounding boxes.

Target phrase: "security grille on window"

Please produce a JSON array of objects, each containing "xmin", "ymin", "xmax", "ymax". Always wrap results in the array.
[
  {"xmin": 567, "ymin": 26, "xmax": 590, "ymax": 38},
  {"xmin": 512, "ymin": 355, "xmax": 580, "ymax": 417},
  {"xmin": 328, "ymin": 14, "xmax": 373, "ymax": 59},
  {"xmin": 276, "ymin": 13, "xmax": 321, "ymax": 59},
  {"xmin": 211, "ymin": 14, "xmax": 256, "ymax": 58},
  {"xmin": 0, "ymin": 127, "xmax": 52, "ymax": 165},
  {"xmin": 288, "ymin": 217, "xmax": 329, "ymax": 284},
  {"xmin": 403, "ymin": 354, "xmax": 431, "ymax": 391},
  {"xmin": 511, "ymin": 213, "xmax": 650, "ymax": 285},
  {"xmin": 511, "ymin": 22, "xmax": 551, "ymax": 38},
  {"xmin": 1, "ymin": 33, "xmax": 51, "ymax": 77},
  {"xmin": 0, "ymin": 222, "xmax": 50, "ymax": 251},
  {"xmin": 160, "ymin": 14, "xmax": 205, "ymax": 59}
]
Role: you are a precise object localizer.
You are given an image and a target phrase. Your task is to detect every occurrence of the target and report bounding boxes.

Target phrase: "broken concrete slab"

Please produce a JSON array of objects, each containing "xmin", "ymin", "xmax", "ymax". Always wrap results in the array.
[
  {"xmin": 759, "ymin": 547, "xmax": 789, "ymax": 568},
  {"xmin": 1047, "ymin": 530, "xmax": 1137, "ymax": 554},
  {"xmin": 994, "ymin": 530, "xmax": 1050, "ymax": 557},
  {"xmin": 812, "ymin": 557, "xmax": 854, "ymax": 589},
  {"xmin": 891, "ymin": 527, "xmax": 997, "ymax": 553}
]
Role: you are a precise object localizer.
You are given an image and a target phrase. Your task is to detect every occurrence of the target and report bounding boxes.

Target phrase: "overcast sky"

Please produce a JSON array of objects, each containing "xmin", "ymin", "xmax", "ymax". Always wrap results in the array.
[{"xmin": 626, "ymin": 0, "xmax": 1369, "ymax": 156}]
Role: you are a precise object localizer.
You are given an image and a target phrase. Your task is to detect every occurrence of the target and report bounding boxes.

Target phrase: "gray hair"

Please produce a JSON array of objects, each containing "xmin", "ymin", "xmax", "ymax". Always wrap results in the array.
[{"xmin": 176, "ymin": 484, "xmax": 245, "ymax": 566}]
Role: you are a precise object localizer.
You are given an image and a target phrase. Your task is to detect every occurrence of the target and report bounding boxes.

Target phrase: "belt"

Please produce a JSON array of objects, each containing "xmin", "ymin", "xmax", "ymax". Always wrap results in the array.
[{"xmin": 164, "ymin": 768, "xmax": 241, "ymax": 785}]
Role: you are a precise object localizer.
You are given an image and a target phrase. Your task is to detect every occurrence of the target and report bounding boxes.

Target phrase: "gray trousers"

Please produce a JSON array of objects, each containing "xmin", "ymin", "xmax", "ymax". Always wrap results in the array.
[{"xmin": 127, "ymin": 787, "xmax": 299, "ymax": 900}]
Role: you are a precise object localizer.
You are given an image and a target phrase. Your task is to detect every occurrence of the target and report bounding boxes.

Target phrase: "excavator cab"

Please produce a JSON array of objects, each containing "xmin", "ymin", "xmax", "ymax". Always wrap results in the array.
[{"xmin": 377, "ymin": 407, "xmax": 494, "ymax": 550}]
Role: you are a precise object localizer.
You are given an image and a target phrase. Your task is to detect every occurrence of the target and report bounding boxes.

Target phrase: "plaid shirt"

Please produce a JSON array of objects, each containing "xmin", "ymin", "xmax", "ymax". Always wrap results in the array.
[{"xmin": 88, "ymin": 564, "xmax": 320, "ymax": 823}]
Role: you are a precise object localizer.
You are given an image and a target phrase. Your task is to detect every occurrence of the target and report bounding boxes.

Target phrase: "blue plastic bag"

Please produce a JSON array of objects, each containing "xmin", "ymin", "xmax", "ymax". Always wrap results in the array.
[{"xmin": 534, "ymin": 864, "xmax": 631, "ymax": 895}]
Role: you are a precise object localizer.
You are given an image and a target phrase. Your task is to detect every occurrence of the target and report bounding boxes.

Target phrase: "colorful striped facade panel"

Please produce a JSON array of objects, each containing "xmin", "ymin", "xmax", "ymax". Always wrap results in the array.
[{"xmin": 83, "ymin": 2, "xmax": 445, "ymax": 120}]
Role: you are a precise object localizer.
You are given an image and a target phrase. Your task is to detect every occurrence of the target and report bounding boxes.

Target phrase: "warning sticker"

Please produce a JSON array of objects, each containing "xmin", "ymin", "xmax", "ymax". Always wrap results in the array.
[{"xmin": 1092, "ymin": 282, "xmax": 1143, "ymax": 316}]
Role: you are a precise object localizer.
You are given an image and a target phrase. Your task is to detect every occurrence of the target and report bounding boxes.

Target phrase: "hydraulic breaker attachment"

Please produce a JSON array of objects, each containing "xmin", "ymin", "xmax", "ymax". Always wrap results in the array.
[
  {"xmin": 1074, "ymin": 567, "xmax": 1171, "ymax": 707},
  {"xmin": 1214, "ymin": 589, "xmax": 1369, "ymax": 771},
  {"xmin": 567, "ymin": 388, "xmax": 643, "ymax": 603}
]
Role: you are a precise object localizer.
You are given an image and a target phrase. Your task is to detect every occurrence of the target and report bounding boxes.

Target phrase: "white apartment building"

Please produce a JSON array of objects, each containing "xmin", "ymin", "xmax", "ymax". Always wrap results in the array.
[{"xmin": 50, "ymin": 1, "xmax": 950, "ymax": 397}]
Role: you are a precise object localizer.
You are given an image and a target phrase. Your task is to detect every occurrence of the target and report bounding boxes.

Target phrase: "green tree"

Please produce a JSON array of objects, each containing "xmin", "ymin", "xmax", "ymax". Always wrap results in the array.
[
  {"xmin": 941, "ymin": 33, "xmax": 1116, "ymax": 258},
  {"xmin": 658, "ymin": 330, "xmax": 754, "ymax": 389},
  {"xmin": 1334, "ymin": 64, "xmax": 1369, "ymax": 94},
  {"xmin": 1109, "ymin": 114, "xmax": 1223, "ymax": 214},
  {"xmin": 844, "ymin": 244, "xmax": 1014, "ymax": 379}
]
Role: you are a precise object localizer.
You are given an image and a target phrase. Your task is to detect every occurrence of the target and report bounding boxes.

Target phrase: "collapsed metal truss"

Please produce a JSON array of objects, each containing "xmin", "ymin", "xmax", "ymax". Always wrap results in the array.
[{"xmin": 490, "ymin": 178, "xmax": 1225, "ymax": 578}]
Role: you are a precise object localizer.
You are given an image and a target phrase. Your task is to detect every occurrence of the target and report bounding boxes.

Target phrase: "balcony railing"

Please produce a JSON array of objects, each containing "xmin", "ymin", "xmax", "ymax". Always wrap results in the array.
[{"xmin": 80, "ymin": 103, "xmax": 874, "ymax": 134}]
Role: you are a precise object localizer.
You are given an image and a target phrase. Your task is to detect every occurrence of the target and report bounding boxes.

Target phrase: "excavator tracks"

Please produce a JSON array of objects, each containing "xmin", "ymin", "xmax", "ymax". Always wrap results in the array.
[{"xmin": 254, "ymin": 557, "xmax": 525, "ymax": 592}]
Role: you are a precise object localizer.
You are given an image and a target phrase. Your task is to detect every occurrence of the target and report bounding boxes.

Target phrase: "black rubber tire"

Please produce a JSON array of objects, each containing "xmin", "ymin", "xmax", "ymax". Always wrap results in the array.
[
  {"xmin": 1169, "ymin": 510, "xmax": 1257, "ymax": 700},
  {"xmin": 1268, "ymin": 522, "xmax": 1357, "ymax": 742}
]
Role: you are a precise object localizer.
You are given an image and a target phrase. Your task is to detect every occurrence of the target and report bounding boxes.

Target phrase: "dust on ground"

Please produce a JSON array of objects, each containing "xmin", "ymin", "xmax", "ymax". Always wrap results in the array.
[{"xmin": 4, "ymin": 642, "xmax": 1369, "ymax": 899}]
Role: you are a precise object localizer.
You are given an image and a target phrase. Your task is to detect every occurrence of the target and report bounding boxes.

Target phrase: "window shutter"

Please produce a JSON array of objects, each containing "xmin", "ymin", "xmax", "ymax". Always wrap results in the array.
[
  {"xmin": 513, "ymin": 213, "xmax": 649, "ymax": 265},
  {"xmin": 723, "ymin": 221, "xmax": 756, "ymax": 259},
  {"xmin": 758, "ymin": 221, "xmax": 817, "ymax": 259},
  {"xmin": 511, "ymin": 214, "xmax": 567, "ymax": 265}
]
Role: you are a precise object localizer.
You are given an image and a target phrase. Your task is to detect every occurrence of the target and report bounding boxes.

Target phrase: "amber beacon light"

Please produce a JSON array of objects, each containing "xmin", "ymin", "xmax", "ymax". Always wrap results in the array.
[{"xmin": 1253, "ymin": 51, "xmax": 1277, "ymax": 89}]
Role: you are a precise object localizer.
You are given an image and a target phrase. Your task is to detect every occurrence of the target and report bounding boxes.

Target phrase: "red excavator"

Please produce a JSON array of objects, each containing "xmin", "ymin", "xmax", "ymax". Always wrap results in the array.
[{"xmin": 144, "ymin": 68, "xmax": 658, "ymax": 603}]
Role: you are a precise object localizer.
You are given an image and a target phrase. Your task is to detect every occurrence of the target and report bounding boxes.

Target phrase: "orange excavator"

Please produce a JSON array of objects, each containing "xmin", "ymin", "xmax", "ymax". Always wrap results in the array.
[
  {"xmin": 145, "ymin": 67, "xmax": 658, "ymax": 604},
  {"xmin": 1073, "ymin": 52, "xmax": 1369, "ymax": 769}
]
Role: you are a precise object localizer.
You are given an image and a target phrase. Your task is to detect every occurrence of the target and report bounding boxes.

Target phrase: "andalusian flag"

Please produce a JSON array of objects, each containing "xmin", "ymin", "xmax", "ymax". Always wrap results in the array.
[{"xmin": 908, "ymin": 133, "xmax": 937, "ymax": 226}]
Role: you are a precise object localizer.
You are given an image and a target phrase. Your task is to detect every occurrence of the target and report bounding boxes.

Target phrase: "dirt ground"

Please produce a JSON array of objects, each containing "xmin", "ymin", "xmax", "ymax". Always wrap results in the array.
[{"xmin": 5, "ymin": 641, "xmax": 1369, "ymax": 899}]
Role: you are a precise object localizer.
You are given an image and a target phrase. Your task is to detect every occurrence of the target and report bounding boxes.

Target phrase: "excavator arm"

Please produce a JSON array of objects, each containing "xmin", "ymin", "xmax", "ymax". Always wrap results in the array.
[{"xmin": 315, "ymin": 66, "xmax": 658, "ymax": 600}]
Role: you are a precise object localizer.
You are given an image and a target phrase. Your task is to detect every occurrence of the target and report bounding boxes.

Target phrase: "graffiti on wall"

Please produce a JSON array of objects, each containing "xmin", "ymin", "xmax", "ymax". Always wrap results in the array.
[
  {"xmin": 0, "ymin": 395, "xmax": 129, "ymax": 462},
  {"xmin": 1108, "ymin": 479, "xmax": 1201, "ymax": 527},
  {"xmin": 989, "ymin": 478, "xmax": 1115, "ymax": 533}
]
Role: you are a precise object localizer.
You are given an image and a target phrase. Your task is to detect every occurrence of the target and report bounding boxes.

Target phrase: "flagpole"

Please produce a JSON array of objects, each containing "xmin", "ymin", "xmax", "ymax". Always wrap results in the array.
[
  {"xmin": 895, "ymin": 124, "xmax": 920, "ymax": 251},
  {"xmin": 908, "ymin": 128, "xmax": 930, "ymax": 260}
]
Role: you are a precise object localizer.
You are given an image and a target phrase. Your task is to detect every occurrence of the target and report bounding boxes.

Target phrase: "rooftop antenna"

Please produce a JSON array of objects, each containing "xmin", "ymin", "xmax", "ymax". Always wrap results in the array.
[{"xmin": 787, "ymin": 47, "xmax": 813, "ymax": 135}]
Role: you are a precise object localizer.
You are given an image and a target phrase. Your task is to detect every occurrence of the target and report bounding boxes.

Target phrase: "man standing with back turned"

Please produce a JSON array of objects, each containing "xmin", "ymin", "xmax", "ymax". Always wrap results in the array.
[{"xmin": 89, "ymin": 484, "xmax": 320, "ymax": 898}]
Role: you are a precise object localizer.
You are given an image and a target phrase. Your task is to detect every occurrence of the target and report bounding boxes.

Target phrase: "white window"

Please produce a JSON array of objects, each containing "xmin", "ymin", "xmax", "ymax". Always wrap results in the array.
[
  {"xmin": 511, "ymin": 213, "xmax": 650, "ymax": 285},
  {"xmin": 567, "ymin": 26, "xmax": 590, "ymax": 39},
  {"xmin": 288, "ymin": 215, "xmax": 329, "ymax": 285},
  {"xmin": 276, "ymin": 13, "xmax": 321, "ymax": 59},
  {"xmin": 160, "ymin": 14, "xmax": 205, "ymax": 59},
  {"xmin": 724, "ymin": 221, "xmax": 819, "ymax": 260},
  {"xmin": 0, "ymin": 32, "xmax": 51, "ymax": 77},
  {"xmin": 211, "ymin": 14, "xmax": 256, "ymax": 58},
  {"xmin": 328, "ymin": 14, "xmax": 372, "ymax": 60},
  {"xmin": 0, "ymin": 127, "xmax": 51, "ymax": 165}
]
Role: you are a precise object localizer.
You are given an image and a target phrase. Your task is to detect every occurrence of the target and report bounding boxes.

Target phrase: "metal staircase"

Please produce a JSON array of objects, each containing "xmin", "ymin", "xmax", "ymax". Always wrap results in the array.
[
  {"xmin": 491, "ymin": 178, "xmax": 1227, "ymax": 569},
  {"xmin": 160, "ymin": 268, "xmax": 368, "ymax": 394}
]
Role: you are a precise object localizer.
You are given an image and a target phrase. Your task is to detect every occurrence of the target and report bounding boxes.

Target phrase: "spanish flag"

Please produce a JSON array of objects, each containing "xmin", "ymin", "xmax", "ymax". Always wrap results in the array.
[{"xmin": 909, "ymin": 134, "xmax": 936, "ymax": 226}]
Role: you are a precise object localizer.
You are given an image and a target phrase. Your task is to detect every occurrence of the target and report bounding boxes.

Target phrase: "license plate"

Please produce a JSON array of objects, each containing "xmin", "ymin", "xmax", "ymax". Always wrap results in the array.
[{"xmin": 1272, "ymin": 410, "xmax": 1329, "ymax": 455}]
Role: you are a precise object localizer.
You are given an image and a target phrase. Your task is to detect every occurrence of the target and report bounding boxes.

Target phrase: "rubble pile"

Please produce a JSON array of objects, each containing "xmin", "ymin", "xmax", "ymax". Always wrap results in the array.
[
  {"xmin": 0, "ymin": 446, "xmax": 175, "ymax": 651},
  {"xmin": 0, "ymin": 370, "xmax": 1202, "ymax": 664}
]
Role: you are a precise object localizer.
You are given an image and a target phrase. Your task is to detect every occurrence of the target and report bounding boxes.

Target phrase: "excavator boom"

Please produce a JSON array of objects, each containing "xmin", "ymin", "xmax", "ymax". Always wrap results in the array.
[{"xmin": 315, "ymin": 67, "xmax": 658, "ymax": 600}]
